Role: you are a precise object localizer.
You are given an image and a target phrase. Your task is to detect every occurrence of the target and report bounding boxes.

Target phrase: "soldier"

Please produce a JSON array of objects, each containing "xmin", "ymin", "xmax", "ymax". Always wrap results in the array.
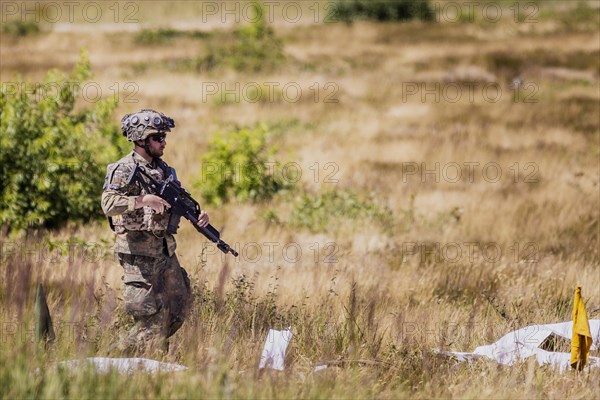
[{"xmin": 101, "ymin": 109, "xmax": 208, "ymax": 354}]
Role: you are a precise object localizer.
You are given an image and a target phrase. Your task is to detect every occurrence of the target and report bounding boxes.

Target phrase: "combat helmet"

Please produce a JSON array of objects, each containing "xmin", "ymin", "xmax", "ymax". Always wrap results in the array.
[{"xmin": 121, "ymin": 109, "xmax": 175, "ymax": 141}]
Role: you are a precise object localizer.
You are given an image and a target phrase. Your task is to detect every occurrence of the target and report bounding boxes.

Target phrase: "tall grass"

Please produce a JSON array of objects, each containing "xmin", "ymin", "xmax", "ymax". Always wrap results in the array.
[
  {"xmin": 2, "ymin": 229, "xmax": 599, "ymax": 398},
  {"xmin": 1, "ymin": 1, "xmax": 599, "ymax": 398}
]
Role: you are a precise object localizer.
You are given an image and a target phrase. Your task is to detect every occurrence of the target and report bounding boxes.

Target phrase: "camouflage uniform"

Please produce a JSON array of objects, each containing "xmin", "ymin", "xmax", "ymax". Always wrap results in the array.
[{"xmin": 101, "ymin": 150, "xmax": 191, "ymax": 351}]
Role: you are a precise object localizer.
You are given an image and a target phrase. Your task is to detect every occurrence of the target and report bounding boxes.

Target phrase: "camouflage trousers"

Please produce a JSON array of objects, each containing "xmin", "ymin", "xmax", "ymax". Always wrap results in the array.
[{"xmin": 117, "ymin": 252, "xmax": 191, "ymax": 352}]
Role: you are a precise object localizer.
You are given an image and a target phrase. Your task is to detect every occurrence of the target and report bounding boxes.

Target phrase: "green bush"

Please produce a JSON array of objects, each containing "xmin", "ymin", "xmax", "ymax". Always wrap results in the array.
[
  {"xmin": 133, "ymin": 28, "xmax": 210, "ymax": 45},
  {"xmin": 196, "ymin": 124, "xmax": 288, "ymax": 206},
  {"xmin": 227, "ymin": 8, "xmax": 285, "ymax": 72},
  {"xmin": 290, "ymin": 189, "xmax": 393, "ymax": 233},
  {"xmin": 130, "ymin": 3, "xmax": 283, "ymax": 74},
  {"xmin": 0, "ymin": 52, "xmax": 126, "ymax": 232},
  {"xmin": 133, "ymin": 28, "xmax": 181, "ymax": 45},
  {"xmin": 556, "ymin": 1, "xmax": 600, "ymax": 31},
  {"xmin": 328, "ymin": 0, "xmax": 434, "ymax": 23},
  {"xmin": 1, "ymin": 20, "xmax": 40, "ymax": 37},
  {"xmin": 196, "ymin": 3, "xmax": 284, "ymax": 73}
]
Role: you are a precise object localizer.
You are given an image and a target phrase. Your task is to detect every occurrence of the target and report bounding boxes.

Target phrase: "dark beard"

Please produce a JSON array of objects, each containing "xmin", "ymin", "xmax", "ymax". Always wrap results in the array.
[{"xmin": 149, "ymin": 147, "xmax": 163, "ymax": 158}]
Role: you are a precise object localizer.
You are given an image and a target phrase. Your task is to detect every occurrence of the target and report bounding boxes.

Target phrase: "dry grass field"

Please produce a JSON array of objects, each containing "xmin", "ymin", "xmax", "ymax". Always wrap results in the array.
[{"xmin": 1, "ymin": 0, "xmax": 599, "ymax": 398}]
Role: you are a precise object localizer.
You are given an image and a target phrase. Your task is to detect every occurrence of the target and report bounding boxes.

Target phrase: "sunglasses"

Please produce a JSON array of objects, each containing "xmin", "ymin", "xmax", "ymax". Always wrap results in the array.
[{"xmin": 150, "ymin": 134, "xmax": 167, "ymax": 143}]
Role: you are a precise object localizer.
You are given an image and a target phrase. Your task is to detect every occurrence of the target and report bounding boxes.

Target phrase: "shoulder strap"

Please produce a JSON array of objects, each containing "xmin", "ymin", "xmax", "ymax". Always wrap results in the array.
[{"xmin": 157, "ymin": 158, "xmax": 178, "ymax": 182}]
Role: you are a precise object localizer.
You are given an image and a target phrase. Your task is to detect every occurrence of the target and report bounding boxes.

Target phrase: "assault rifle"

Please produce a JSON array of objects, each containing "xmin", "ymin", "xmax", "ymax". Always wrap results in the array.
[{"xmin": 126, "ymin": 164, "xmax": 238, "ymax": 257}]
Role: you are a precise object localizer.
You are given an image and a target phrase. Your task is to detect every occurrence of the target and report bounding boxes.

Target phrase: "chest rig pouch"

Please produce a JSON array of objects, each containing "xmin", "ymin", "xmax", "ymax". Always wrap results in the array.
[{"xmin": 111, "ymin": 159, "xmax": 175, "ymax": 234}]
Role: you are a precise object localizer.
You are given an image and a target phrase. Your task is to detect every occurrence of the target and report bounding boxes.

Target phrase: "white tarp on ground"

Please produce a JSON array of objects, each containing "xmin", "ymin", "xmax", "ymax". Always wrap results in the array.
[
  {"xmin": 56, "ymin": 357, "xmax": 188, "ymax": 374},
  {"xmin": 441, "ymin": 319, "xmax": 600, "ymax": 371},
  {"xmin": 258, "ymin": 328, "xmax": 292, "ymax": 371}
]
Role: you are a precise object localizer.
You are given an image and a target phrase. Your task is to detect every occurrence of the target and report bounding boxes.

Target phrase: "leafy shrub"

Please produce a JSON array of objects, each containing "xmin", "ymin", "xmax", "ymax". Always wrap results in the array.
[
  {"xmin": 129, "ymin": 4, "xmax": 283, "ymax": 74},
  {"xmin": 555, "ymin": 1, "xmax": 600, "ymax": 31},
  {"xmin": 328, "ymin": 0, "xmax": 434, "ymax": 23},
  {"xmin": 192, "ymin": 3, "xmax": 284, "ymax": 73},
  {"xmin": 290, "ymin": 189, "xmax": 393, "ymax": 233},
  {"xmin": 0, "ymin": 53, "xmax": 126, "ymax": 232},
  {"xmin": 227, "ymin": 8, "xmax": 285, "ymax": 72},
  {"xmin": 196, "ymin": 124, "xmax": 288, "ymax": 206},
  {"xmin": 133, "ymin": 28, "xmax": 210, "ymax": 45},
  {"xmin": 1, "ymin": 20, "xmax": 40, "ymax": 37}
]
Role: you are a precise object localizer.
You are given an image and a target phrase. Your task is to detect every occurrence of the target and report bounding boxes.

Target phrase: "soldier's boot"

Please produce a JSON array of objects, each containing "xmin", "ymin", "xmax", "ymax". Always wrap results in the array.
[
  {"xmin": 107, "ymin": 323, "xmax": 144, "ymax": 356},
  {"xmin": 109, "ymin": 312, "xmax": 167, "ymax": 357}
]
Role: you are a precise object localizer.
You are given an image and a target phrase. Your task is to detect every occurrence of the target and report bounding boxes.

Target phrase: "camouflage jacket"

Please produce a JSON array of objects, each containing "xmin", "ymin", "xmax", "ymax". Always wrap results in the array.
[{"xmin": 101, "ymin": 151, "xmax": 177, "ymax": 257}]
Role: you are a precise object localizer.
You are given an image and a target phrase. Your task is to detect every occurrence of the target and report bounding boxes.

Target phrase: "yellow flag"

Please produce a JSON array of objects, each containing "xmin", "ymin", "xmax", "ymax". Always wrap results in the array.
[{"xmin": 570, "ymin": 286, "xmax": 593, "ymax": 370}]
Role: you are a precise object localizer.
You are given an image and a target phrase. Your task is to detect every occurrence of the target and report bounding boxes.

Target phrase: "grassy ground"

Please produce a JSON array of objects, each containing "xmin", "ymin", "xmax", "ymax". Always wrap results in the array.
[{"xmin": 1, "ymin": 1, "xmax": 599, "ymax": 398}]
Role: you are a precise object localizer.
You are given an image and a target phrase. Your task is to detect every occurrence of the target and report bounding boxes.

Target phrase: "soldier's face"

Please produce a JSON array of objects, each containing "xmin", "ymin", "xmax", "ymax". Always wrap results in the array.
[{"xmin": 148, "ymin": 134, "xmax": 167, "ymax": 158}]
